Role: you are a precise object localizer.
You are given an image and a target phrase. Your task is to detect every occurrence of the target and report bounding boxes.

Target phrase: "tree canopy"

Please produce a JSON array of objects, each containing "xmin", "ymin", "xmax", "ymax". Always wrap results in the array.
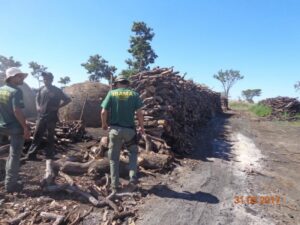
[
  {"xmin": 28, "ymin": 61, "xmax": 48, "ymax": 87},
  {"xmin": 58, "ymin": 76, "xmax": 71, "ymax": 88},
  {"xmin": 213, "ymin": 69, "xmax": 244, "ymax": 99},
  {"xmin": 124, "ymin": 21, "xmax": 157, "ymax": 75},
  {"xmin": 81, "ymin": 54, "xmax": 117, "ymax": 82},
  {"xmin": 294, "ymin": 81, "xmax": 300, "ymax": 92},
  {"xmin": 0, "ymin": 55, "xmax": 22, "ymax": 83},
  {"xmin": 242, "ymin": 89, "xmax": 261, "ymax": 103}
]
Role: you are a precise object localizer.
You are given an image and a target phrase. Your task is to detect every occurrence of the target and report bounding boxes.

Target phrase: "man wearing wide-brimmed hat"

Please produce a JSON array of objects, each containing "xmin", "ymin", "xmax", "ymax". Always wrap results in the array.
[{"xmin": 0, "ymin": 67, "xmax": 30, "ymax": 193}]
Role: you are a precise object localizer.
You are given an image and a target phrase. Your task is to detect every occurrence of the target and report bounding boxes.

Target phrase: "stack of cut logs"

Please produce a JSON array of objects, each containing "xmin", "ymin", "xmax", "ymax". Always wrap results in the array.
[
  {"xmin": 221, "ymin": 96, "xmax": 229, "ymax": 110},
  {"xmin": 55, "ymin": 120, "xmax": 87, "ymax": 143},
  {"xmin": 259, "ymin": 97, "xmax": 300, "ymax": 120},
  {"xmin": 130, "ymin": 67, "xmax": 222, "ymax": 154},
  {"xmin": 27, "ymin": 120, "xmax": 88, "ymax": 146}
]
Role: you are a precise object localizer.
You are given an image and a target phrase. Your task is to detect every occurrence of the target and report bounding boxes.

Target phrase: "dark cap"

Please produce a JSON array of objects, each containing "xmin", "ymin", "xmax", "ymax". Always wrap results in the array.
[{"xmin": 41, "ymin": 72, "xmax": 54, "ymax": 79}]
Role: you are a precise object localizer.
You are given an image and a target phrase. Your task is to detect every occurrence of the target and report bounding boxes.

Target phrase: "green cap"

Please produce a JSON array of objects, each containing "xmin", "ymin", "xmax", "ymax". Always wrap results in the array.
[{"xmin": 114, "ymin": 75, "xmax": 129, "ymax": 83}]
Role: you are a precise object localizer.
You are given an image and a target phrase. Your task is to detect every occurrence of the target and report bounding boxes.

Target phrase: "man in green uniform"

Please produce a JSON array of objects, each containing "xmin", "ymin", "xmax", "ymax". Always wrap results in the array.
[
  {"xmin": 0, "ymin": 67, "xmax": 30, "ymax": 193},
  {"xmin": 101, "ymin": 75, "xmax": 144, "ymax": 193}
]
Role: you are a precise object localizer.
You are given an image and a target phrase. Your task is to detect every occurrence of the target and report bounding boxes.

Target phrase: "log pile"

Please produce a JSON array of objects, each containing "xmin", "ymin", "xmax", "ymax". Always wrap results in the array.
[
  {"xmin": 259, "ymin": 97, "xmax": 300, "ymax": 120},
  {"xmin": 21, "ymin": 120, "xmax": 91, "ymax": 155},
  {"xmin": 55, "ymin": 120, "xmax": 89, "ymax": 143},
  {"xmin": 129, "ymin": 67, "xmax": 222, "ymax": 154},
  {"xmin": 221, "ymin": 96, "xmax": 229, "ymax": 110}
]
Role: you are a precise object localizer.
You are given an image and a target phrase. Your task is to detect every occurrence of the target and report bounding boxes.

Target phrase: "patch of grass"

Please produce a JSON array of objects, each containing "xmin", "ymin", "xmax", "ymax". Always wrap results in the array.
[
  {"xmin": 294, "ymin": 113, "xmax": 300, "ymax": 120},
  {"xmin": 249, "ymin": 104, "xmax": 272, "ymax": 117},
  {"xmin": 229, "ymin": 101, "xmax": 253, "ymax": 111},
  {"xmin": 273, "ymin": 120, "xmax": 300, "ymax": 127}
]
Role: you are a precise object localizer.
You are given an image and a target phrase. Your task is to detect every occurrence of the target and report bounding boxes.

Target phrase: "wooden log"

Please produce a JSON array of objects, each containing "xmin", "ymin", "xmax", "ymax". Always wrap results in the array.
[
  {"xmin": 41, "ymin": 159, "xmax": 56, "ymax": 186},
  {"xmin": 53, "ymin": 158, "xmax": 129, "ymax": 177},
  {"xmin": 138, "ymin": 152, "xmax": 173, "ymax": 170},
  {"xmin": 8, "ymin": 211, "xmax": 30, "ymax": 225},
  {"xmin": 40, "ymin": 212, "xmax": 64, "ymax": 225},
  {"xmin": 0, "ymin": 144, "xmax": 9, "ymax": 156}
]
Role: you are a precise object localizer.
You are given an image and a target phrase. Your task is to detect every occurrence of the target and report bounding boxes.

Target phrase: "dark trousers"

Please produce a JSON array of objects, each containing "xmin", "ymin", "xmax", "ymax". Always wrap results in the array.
[{"xmin": 28, "ymin": 118, "xmax": 56, "ymax": 158}]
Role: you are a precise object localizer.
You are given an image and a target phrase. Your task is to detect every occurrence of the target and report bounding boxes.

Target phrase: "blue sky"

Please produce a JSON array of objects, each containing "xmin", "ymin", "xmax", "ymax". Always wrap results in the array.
[{"xmin": 1, "ymin": 0, "xmax": 299, "ymax": 101}]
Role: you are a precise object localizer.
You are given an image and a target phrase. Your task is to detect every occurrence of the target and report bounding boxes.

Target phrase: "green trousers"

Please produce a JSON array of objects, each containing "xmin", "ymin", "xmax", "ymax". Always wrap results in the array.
[{"xmin": 108, "ymin": 126, "xmax": 138, "ymax": 189}]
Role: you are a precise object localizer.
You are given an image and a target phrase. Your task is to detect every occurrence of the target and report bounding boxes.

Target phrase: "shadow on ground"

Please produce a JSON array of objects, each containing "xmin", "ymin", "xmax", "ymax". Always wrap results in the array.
[
  {"xmin": 146, "ymin": 184, "xmax": 219, "ymax": 204},
  {"xmin": 185, "ymin": 112, "xmax": 235, "ymax": 162}
]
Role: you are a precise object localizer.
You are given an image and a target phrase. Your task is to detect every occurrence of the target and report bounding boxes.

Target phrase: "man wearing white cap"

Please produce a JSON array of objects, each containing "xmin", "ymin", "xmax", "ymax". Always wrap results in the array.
[{"xmin": 0, "ymin": 67, "xmax": 30, "ymax": 193}]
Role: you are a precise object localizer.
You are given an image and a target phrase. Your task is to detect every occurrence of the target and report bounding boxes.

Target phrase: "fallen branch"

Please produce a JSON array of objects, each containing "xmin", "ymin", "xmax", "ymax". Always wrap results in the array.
[
  {"xmin": 44, "ymin": 184, "xmax": 100, "ymax": 207},
  {"xmin": 139, "ymin": 166, "xmax": 157, "ymax": 177},
  {"xmin": 40, "ymin": 212, "xmax": 64, "ymax": 225},
  {"xmin": 89, "ymin": 186, "xmax": 119, "ymax": 212},
  {"xmin": 41, "ymin": 159, "xmax": 55, "ymax": 187},
  {"xmin": 8, "ymin": 211, "xmax": 30, "ymax": 225},
  {"xmin": 58, "ymin": 171, "xmax": 74, "ymax": 185},
  {"xmin": 112, "ymin": 211, "xmax": 135, "ymax": 220},
  {"xmin": 0, "ymin": 144, "xmax": 9, "ymax": 156}
]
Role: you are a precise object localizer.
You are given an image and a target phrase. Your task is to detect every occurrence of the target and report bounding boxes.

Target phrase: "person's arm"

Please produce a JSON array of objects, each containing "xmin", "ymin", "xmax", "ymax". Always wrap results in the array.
[
  {"xmin": 101, "ymin": 108, "xmax": 109, "ymax": 130},
  {"xmin": 14, "ymin": 108, "xmax": 30, "ymax": 139},
  {"xmin": 59, "ymin": 97, "xmax": 71, "ymax": 108},
  {"xmin": 100, "ymin": 91, "xmax": 111, "ymax": 130},
  {"xmin": 13, "ymin": 90, "xmax": 30, "ymax": 139},
  {"xmin": 136, "ymin": 108, "xmax": 145, "ymax": 134},
  {"xmin": 59, "ymin": 90, "xmax": 71, "ymax": 108}
]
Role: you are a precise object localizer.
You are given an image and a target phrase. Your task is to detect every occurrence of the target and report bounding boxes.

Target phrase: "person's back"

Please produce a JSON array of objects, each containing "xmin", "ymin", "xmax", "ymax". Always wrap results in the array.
[
  {"xmin": 0, "ymin": 84, "xmax": 24, "ymax": 130},
  {"xmin": 108, "ymin": 87, "xmax": 141, "ymax": 128},
  {"xmin": 101, "ymin": 75, "xmax": 144, "ymax": 194}
]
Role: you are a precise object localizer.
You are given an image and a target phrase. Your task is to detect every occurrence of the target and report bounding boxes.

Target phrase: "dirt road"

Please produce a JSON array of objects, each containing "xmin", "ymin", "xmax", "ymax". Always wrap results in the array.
[{"xmin": 136, "ymin": 112, "xmax": 300, "ymax": 225}]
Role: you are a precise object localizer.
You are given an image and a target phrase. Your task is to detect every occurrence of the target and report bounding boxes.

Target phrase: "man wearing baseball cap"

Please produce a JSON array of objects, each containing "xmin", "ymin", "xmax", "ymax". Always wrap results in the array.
[
  {"xmin": 26, "ymin": 72, "xmax": 71, "ymax": 160},
  {"xmin": 0, "ymin": 67, "xmax": 30, "ymax": 193},
  {"xmin": 101, "ymin": 75, "xmax": 144, "ymax": 195}
]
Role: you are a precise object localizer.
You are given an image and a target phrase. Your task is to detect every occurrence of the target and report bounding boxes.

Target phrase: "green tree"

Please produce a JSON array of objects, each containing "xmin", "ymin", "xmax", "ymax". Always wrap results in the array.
[
  {"xmin": 58, "ymin": 76, "xmax": 71, "ymax": 88},
  {"xmin": 125, "ymin": 21, "xmax": 157, "ymax": 74},
  {"xmin": 213, "ymin": 69, "xmax": 244, "ymax": 99},
  {"xmin": 28, "ymin": 61, "xmax": 48, "ymax": 87},
  {"xmin": 242, "ymin": 89, "xmax": 261, "ymax": 103},
  {"xmin": 81, "ymin": 54, "xmax": 117, "ymax": 82},
  {"xmin": 0, "ymin": 55, "xmax": 22, "ymax": 83},
  {"xmin": 294, "ymin": 81, "xmax": 300, "ymax": 91}
]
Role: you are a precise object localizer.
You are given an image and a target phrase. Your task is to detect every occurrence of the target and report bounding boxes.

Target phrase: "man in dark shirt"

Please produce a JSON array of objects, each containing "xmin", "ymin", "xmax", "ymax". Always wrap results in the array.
[
  {"xmin": 27, "ymin": 72, "xmax": 71, "ymax": 160},
  {"xmin": 0, "ymin": 67, "xmax": 30, "ymax": 193}
]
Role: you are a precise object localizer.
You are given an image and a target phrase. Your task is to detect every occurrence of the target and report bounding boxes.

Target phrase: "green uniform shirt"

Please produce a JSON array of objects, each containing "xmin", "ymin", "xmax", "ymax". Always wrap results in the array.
[
  {"xmin": 0, "ymin": 84, "xmax": 24, "ymax": 129},
  {"xmin": 101, "ymin": 88, "xmax": 143, "ymax": 128}
]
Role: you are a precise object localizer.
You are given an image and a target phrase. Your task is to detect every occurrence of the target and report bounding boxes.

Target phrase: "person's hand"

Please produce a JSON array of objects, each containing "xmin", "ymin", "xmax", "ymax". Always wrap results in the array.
[
  {"xmin": 137, "ymin": 126, "xmax": 145, "ymax": 135},
  {"xmin": 37, "ymin": 106, "xmax": 42, "ymax": 113},
  {"xmin": 23, "ymin": 127, "xmax": 31, "ymax": 140},
  {"xmin": 102, "ymin": 123, "xmax": 109, "ymax": 131}
]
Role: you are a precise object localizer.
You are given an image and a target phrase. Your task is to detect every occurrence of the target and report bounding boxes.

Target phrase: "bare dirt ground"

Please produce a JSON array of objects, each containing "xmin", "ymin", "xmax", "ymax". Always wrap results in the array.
[
  {"xmin": 136, "ymin": 111, "xmax": 300, "ymax": 225},
  {"xmin": 0, "ymin": 111, "xmax": 299, "ymax": 225}
]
